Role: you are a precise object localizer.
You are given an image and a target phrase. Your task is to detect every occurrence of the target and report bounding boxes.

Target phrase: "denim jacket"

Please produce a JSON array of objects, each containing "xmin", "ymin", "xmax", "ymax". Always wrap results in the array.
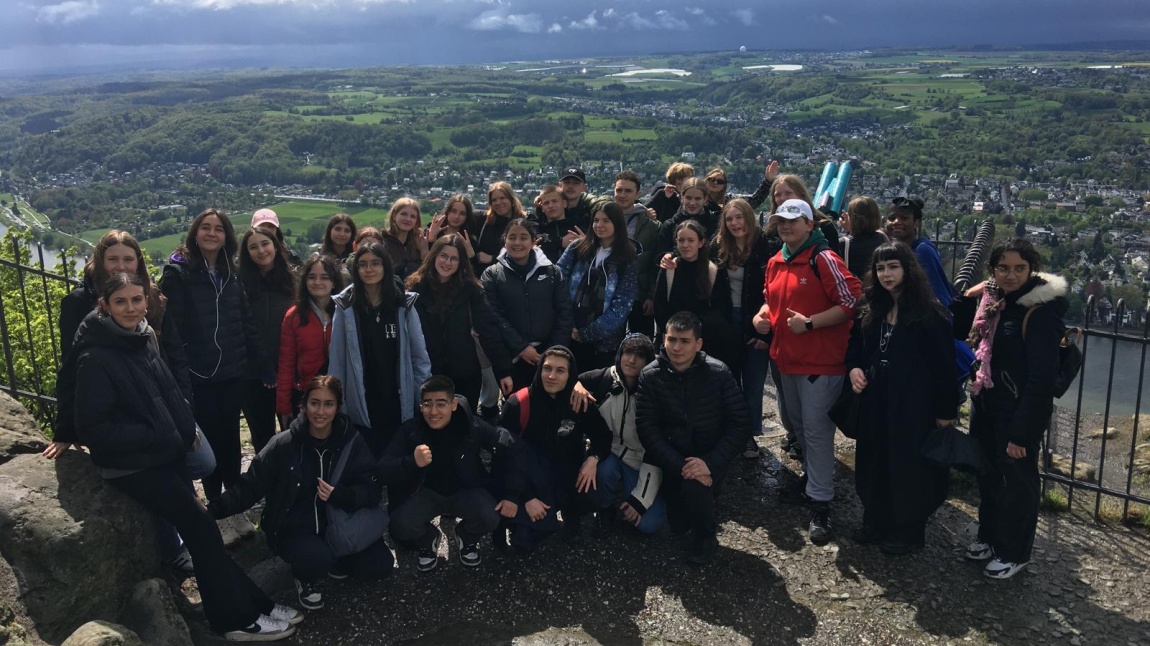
[{"xmin": 556, "ymin": 246, "xmax": 638, "ymax": 354}]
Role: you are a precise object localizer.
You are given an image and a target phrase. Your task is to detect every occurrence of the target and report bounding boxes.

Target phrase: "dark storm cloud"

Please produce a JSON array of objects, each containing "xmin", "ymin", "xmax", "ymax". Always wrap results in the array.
[{"xmin": 1, "ymin": 0, "xmax": 1146, "ymax": 72}]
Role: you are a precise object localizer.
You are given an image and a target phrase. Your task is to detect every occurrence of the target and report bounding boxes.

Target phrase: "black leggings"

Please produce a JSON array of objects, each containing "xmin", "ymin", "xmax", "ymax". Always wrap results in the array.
[
  {"xmin": 241, "ymin": 378, "xmax": 280, "ymax": 455},
  {"xmin": 110, "ymin": 465, "xmax": 272, "ymax": 633},
  {"xmin": 194, "ymin": 379, "xmax": 243, "ymax": 501}
]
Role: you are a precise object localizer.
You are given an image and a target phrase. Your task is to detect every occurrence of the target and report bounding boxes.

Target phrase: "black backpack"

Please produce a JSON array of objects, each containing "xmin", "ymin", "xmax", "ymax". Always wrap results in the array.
[{"xmin": 1022, "ymin": 305, "xmax": 1083, "ymax": 398}]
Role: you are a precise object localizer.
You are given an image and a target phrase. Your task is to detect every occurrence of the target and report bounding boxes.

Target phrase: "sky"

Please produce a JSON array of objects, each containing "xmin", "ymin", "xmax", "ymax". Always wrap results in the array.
[{"xmin": 2, "ymin": 0, "xmax": 1148, "ymax": 74}]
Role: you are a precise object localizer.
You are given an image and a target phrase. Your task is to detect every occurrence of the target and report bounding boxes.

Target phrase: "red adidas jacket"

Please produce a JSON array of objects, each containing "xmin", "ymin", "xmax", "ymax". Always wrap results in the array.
[
  {"xmin": 763, "ymin": 245, "xmax": 861, "ymax": 376},
  {"xmin": 276, "ymin": 305, "xmax": 332, "ymax": 414}
]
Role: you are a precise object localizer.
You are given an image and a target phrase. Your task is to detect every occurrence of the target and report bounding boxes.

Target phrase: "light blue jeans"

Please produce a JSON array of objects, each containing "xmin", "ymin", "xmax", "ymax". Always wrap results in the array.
[{"xmin": 595, "ymin": 453, "xmax": 666, "ymax": 534}]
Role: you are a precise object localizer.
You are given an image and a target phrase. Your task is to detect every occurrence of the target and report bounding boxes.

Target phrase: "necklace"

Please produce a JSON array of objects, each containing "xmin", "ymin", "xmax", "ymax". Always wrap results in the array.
[{"xmin": 879, "ymin": 320, "xmax": 895, "ymax": 353}]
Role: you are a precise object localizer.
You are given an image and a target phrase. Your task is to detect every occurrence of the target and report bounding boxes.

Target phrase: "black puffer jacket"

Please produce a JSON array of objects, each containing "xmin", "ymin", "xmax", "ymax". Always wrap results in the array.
[
  {"xmin": 159, "ymin": 254, "xmax": 260, "ymax": 384},
  {"xmin": 498, "ymin": 346, "xmax": 612, "ymax": 469},
  {"xmin": 242, "ymin": 272, "xmax": 295, "ymax": 381},
  {"xmin": 473, "ymin": 215, "xmax": 513, "ymax": 274},
  {"xmin": 657, "ymin": 207, "xmax": 720, "ymax": 256},
  {"xmin": 410, "ymin": 279, "xmax": 512, "ymax": 380},
  {"xmin": 481, "ymin": 248, "xmax": 573, "ymax": 358},
  {"xmin": 56, "ymin": 283, "xmax": 193, "ymax": 444},
  {"xmin": 208, "ymin": 413, "xmax": 381, "ymax": 554},
  {"xmin": 72, "ymin": 312, "xmax": 196, "ymax": 471},
  {"xmin": 381, "ymin": 398, "xmax": 527, "ymax": 508},
  {"xmin": 967, "ymin": 273, "xmax": 1069, "ymax": 446},
  {"xmin": 635, "ymin": 350, "xmax": 751, "ymax": 481}
]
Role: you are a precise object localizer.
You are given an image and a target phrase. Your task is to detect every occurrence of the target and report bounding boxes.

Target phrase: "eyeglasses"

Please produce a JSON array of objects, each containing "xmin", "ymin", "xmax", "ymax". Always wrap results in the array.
[
  {"xmin": 420, "ymin": 400, "xmax": 452, "ymax": 411},
  {"xmin": 993, "ymin": 264, "xmax": 1030, "ymax": 276},
  {"xmin": 437, "ymin": 253, "xmax": 461, "ymax": 265},
  {"xmin": 707, "ymin": 178, "xmax": 727, "ymax": 186}
]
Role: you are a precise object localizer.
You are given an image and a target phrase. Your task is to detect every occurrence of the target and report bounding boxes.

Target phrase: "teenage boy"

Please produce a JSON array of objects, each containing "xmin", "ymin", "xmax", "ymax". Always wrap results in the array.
[
  {"xmin": 885, "ymin": 196, "xmax": 953, "ymax": 309},
  {"xmin": 534, "ymin": 184, "xmax": 581, "ymax": 263},
  {"xmin": 496, "ymin": 346, "xmax": 612, "ymax": 550},
  {"xmin": 614, "ymin": 171, "xmax": 660, "ymax": 338},
  {"xmin": 571, "ymin": 333, "xmax": 665, "ymax": 535},
  {"xmin": 646, "ymin": 162, "xmax": 695, "ymax": 223},
  {"xmin": 636, "ymin": 312, "xmax": 751, "ymax": 564},
  {"xmin": 559, "ymin": 167, "xmax": 603, "ymax": 232},
  {"xmin": 382, "ymin": 376, "xmax": 525, "ymax": 571}
]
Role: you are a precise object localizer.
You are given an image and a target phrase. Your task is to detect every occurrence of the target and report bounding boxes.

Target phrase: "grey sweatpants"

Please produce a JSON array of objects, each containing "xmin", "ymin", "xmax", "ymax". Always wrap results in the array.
[{"xmin": 778, "ymin": 372, "xmax": 844, "ymax": 503}]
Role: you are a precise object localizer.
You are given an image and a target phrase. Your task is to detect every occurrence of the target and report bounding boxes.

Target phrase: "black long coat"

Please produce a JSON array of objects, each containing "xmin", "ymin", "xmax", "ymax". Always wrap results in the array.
[{"xmin": 846, "ymin": 310, "xmax": 959, "ymax": 528}]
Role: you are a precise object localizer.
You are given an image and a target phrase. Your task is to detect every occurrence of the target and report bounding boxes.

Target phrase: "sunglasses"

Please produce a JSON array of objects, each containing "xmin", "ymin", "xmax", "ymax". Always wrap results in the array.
[
  {"xmin": 707, "ymin": 178, "xmax": 727, "ymax": 186},
  {"xmin": 891, "ymin": 197, "xmax": 912, "ymax": 207}
]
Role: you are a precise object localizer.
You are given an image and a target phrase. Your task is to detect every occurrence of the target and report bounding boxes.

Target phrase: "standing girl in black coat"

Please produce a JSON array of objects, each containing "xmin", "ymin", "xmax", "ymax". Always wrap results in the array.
[
  {"xmin": 426, "ymin": 194, "xmax": 478, "ymax": 262},
  {"xmin": 74, "ymin": 273, "xmax": 299, "ymax": 641},
  {"xmin": 474, "ymin": 182, "xmax": 526, "ymax": 273},
  {"xmin": 960, "ymin": 238, "xmax": 1067, "ymax": 580},
  {"xmin": 321, "ymin": 213, "xmax": 357, "ymax": 263},
  {"xmin": 405, "ymin": 234, "xmax": 513, "ymax": 410},
  {"xmin": 160, "ymin": 208, "xmax": 262, "ymax": 545},
  {"xmin": 239, "ymin": 224, "xmax": 297, "ymax": 454},
  {"xmin": 847, "ymin": 242, "xmax": 959, "ymax": 555}
]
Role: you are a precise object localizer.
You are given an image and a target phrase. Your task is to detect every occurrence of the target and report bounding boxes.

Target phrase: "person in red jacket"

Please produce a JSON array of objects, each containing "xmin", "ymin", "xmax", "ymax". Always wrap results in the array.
[
  {"xmin": 277, "ymin": 254, "xmax": 346, "ymax": 427},
  {"xmin": 753, "ymin": 198, "xmax": 861, "ymax": 546}
]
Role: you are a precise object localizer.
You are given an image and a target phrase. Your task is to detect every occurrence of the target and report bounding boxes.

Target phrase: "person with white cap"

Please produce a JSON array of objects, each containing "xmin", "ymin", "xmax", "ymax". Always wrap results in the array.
[{"xmin": 752, "ymin": 198, "xmax": 861, "ymax": 546}]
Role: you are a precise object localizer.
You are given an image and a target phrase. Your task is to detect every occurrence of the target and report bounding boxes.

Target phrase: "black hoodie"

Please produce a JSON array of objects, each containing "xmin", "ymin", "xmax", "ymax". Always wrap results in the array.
[
  {"xmin": 71, "ymin": 312, "xmax": 196, "ymax": 472},
  {"xmin": 498, "ymin": 345, "xmax": 612, "ymax": 468}
]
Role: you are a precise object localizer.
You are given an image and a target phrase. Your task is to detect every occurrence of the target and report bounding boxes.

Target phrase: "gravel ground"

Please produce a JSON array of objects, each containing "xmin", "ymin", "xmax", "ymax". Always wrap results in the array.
[{"xmin": 182, "ymin": 392, "xmax": 1150, "ymax": 646}]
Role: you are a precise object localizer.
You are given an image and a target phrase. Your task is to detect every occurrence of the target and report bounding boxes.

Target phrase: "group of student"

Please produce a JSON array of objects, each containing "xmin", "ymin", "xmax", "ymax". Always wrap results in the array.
[{"xmin": 43, "ymin": 160, "xmax": 1067, "ymax": 641}]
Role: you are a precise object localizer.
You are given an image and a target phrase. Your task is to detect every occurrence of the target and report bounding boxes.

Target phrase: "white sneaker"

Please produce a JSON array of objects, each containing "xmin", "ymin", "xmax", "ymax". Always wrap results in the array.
[
  {"xmin": 268, "ymin": 604, "xmax": 303, "ymax": 626},
  {"xmin": 223, "ymin": 614, "xmax": 295, "ymax": 641},
  {"xmin": 984, "ymin": 557, "xmax": 1029, "ymax": 580},
  {"xmin": 232, "ymin": 513, "xmax": 257, "ymax": 539},
  {"xmin": 965, "ymin": 540, "xmax": 993, "ymax": 561},
  {"xmin": 217, "ymin": 517, "xmax": 241, "ymax": 548}
]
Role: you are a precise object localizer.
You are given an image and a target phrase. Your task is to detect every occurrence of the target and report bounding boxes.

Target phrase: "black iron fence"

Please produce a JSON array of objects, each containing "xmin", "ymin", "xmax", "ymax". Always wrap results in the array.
[
  {"xmin": 1, "ymin": 228, "xmax": 1146, "ymax": 521},
  {"xmin": 0, "ymin": 235, "xmax": 80, "ymax": 430}
]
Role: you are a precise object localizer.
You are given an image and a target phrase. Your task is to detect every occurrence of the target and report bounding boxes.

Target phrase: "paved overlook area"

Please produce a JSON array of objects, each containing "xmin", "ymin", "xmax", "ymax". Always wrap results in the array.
[{"xmin": 186, "ymin": 396, "xmax": 1150, "ymax": 646}]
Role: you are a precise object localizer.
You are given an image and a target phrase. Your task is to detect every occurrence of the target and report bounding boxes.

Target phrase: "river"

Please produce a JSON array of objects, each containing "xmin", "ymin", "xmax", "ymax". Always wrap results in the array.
[{"xmin": 1057, "ymin": 336, "xmax": 1149, "ymax": 416}]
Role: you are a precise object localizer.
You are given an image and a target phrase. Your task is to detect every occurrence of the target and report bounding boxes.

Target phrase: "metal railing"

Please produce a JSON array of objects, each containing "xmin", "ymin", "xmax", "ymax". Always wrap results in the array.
[{"xmin": 0, "ymin": 236, "xmax": 81, "ymax": 430}]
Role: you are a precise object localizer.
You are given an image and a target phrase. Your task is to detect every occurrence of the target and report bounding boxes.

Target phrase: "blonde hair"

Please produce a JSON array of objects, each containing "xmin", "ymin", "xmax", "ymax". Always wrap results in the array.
[
  {"xmin": 384, "ymin": 197, "xmax": 423, "ymax": 257},
  {"xmin": 714, "ymin": 199, "xmax": 759, "ymax": 269},
  {"xmin": 665, "ymin": 162, "xmax": 696, "ymax": 186},
  {"xmin": 485, "ymin": 181, "xmax": 526, "ymax": 224}
]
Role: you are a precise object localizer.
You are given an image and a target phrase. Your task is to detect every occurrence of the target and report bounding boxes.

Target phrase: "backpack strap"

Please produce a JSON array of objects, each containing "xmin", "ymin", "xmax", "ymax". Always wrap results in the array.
[
  {"xmin": 1021, "ymin": 305, "xmax": 1039, "ymax": 339},
  {"xmin": 330, "ymin": 431, "xmax": 361, "ymax": 486},
  {"xmin": 514, "ymin": 387, "xmax": 531, "ymax": 436},
  {"xmin": 808, "ymin": 242, "xmax": 831, "ymax": 280}
]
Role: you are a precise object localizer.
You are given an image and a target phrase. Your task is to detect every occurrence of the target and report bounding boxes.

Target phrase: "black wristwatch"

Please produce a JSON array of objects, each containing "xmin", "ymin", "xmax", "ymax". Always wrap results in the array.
[{"xmin": 804, "ymin": 317, "xmax": 814, "ymax": 331}]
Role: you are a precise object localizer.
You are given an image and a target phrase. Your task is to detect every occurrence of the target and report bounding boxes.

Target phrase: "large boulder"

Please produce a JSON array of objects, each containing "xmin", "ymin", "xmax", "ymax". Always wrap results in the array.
[
  {"xmin": 59, "ymin": 621, "xmax": 144, "ymax": 646},
  {"xmin": 0, "ymin": 393, "xmax": 159, "ymax": 644},
  {"xmin": 118, "ymin": 579, "xmax": 193, "ymax": 646},
  {"xmin": 0, "ymin": 393, "xmax": 47, "ymax": 465}
]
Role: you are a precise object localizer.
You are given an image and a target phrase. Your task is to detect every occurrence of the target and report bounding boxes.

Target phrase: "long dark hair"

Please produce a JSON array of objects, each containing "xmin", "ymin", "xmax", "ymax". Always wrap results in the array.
[
  {"xmin": 405, "ymin": 234, "xmax": 479, "ymax": 316},
  {"xmin": 238, "ymin": 224, "xmax": 296, "ymax": 301},
  {"xmin": 175, "ymin": 208, "xmax": 238, "ymax": 276},
  {"xmin": 674, "ymin": 219, "xmax": 712, "ymax": 301},
  {"xmin": 860, "ymin": 242, "xmax": 949, "ymax": 331},
  {"xmin": 295, "ymin": 253, "xmax": 345, "ymax": 326},
  {"xmin": 349, "ymin": 242, "xmax": 398, "ymax": 313},
  {"xmin": 322, "ymin": 213, "xmax": 357, "ymax": 259},
  {"xmin": 304, "ymin": 375, "xmax": 343, "ymax": 412},
  {"xmin": 573, "ymin": 202, "xmax": 636, "ymax": 266}
]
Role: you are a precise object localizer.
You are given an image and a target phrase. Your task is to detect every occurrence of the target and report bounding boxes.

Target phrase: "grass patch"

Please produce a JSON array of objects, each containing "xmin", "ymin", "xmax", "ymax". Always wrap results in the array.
[{"xmin": 1041, "ymin": 486, "xmax": 1071, "ymax": 513}]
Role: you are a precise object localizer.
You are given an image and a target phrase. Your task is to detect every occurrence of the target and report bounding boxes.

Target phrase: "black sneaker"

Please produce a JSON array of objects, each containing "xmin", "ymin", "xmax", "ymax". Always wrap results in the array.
[
  {"xmin": 787, "ymin": 443, "xmax": 804, "ymax": 461},
  {"xmin": 492, "ymin": 527, "xmax": 509, "ymax": 552},
  {"xmin": 559, "ymin": 515, "xmax": 583, "ymax": 543},
  {"xmin": 295, "ymin": 579, "xmax": 323, "ymax": 611},
  {"xmin": 456, "ymin": 536, "xmax": 482, "ymax": 567},
  {"xmin": 593, "ymin": 508, "xmax": 615, "ymax": 538},
  {"xmin": 742, "ymin": 439, "xmax": 761, "ymax": 459},
  {"xmin": 686, "ymin": 533, "xmax": 718, "ymax": 565},
  {"xmin": 327, "ymin": 566, "xmax": 348, "ymax": 580},
  {"xmin": 417, "ymin": 533, "xmax": 441, "ymax": 572},
  {"xmin": 778, "ymin": 483, "xmax": 812, "ymax": 506},
  {"xmin": 879, "ymin": 539, "xmax": 923, "ymax": 556},
  {"xmin": 808, "ymin": 503, "xmax": 833, "ymax": 545},
  {"xmin": 780, "ymin": 432, "xmax": 795, "ymax": 451}
]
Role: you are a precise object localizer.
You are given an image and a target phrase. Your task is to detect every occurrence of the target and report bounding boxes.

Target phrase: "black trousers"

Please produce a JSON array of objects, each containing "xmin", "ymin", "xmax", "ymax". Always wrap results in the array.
[
  {"xmin": 110, "ymin": 465, "xmax": 271, "ymax": 633},
  {"xmin": 972, "ymin": 396, "xmax": 1041, "ymax": 564},
  {"xmin": 390, "ymin": 487, "xmax": 501, "ymax": 546},
  {"xmin": 276, "ymin": 532, "xmax": 394, "ymax": 584},
  {"xmin": 240, "ymin": 379, "xmax": 280, "ymax": 455},
  {"xmin": 628, "ymin": 300, "xmax": 655, "ymax": 339},
  {"xmin": 194, "ymin": 378, "xmax": 244, "ymax": 501},
  {"xmin": 662, "ymin": 474, "xmax": 722, "ymax": 539}
]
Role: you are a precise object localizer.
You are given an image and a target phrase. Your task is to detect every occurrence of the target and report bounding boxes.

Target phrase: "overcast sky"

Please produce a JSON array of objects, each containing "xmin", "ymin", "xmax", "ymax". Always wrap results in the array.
[{"xmin": 2, "ymin": 0, "xmax": 1148, "ymax": 74}]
